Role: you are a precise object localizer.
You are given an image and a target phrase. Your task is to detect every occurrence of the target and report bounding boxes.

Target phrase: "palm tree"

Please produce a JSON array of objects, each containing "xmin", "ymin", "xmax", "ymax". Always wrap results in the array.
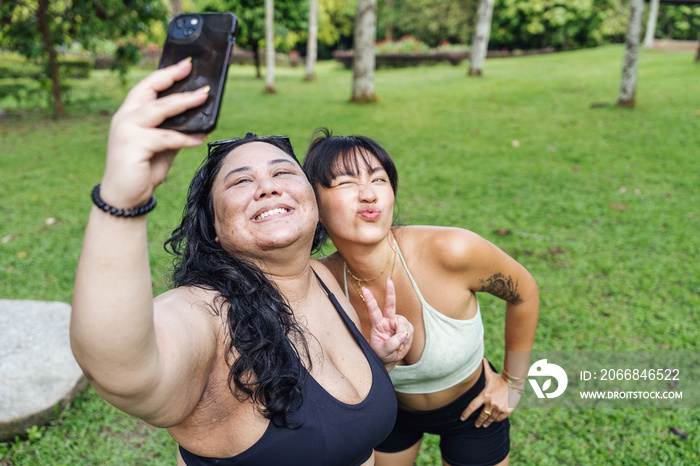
[
  {"xmin": 469, "ymin": 0, "xmax": 494, "ymax": 77},
  {"xmin": 617, "ymin": 0, "xmax": 643, "ymax": 107},
  {"xmin": 644, "ymin": 0, "xmax": 660, "ymax": 49},
  {"xmin": 351, "ymin": 0, "xmax": 377, "ymax": 102},
  {"xmin": 265, "ymin": 0, "xmax": 276, "ymax": 93},
  {"xmin": 305, "ymin": 0, "xmax": 318, "ymax": 81}
]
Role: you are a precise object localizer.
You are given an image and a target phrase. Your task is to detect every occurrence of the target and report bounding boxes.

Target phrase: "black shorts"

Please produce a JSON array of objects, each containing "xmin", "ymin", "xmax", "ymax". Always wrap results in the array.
[{"xmin": 375, "ymin": 360, "xmax": 510, "ymax": 466}]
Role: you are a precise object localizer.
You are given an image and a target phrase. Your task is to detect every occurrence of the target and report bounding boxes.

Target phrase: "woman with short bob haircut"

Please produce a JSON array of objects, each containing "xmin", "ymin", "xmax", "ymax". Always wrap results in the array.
[{"xmin": 303, "ymin": 128, "xmax": 540, "ymax": 466}]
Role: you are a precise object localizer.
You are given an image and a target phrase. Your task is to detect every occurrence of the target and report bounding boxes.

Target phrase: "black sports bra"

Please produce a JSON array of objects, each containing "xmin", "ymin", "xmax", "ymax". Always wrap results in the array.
[{"xmin": 179, "ymin": 272, "xmax": 397, "ymax": 465}]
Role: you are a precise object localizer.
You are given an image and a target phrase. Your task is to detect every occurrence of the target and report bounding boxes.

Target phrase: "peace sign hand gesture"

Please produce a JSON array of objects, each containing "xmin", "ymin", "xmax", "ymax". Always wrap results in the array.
[{"xmin": 363, "ymin": 279, "xmax": 414, "ymax": 369}]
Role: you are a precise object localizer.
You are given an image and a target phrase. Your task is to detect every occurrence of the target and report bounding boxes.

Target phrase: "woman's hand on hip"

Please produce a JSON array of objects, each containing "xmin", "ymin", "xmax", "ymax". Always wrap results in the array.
[
  {"xmin": 460, "ymin": 358, "xmax": 522, "ymax": 428},
  {"xmin": 364, "ymin": 279, "xmax": 414, "ymax": 368},
  {"xmin": 101, "ymin": 58, "xmax": 208, "ymax": 208}
]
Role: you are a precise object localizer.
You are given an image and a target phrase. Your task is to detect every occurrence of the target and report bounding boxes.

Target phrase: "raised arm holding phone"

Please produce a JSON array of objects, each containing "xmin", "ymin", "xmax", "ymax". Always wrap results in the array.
[{"xmin": 71, "ymin": 57, "xmax": 413, "ymax": 465}]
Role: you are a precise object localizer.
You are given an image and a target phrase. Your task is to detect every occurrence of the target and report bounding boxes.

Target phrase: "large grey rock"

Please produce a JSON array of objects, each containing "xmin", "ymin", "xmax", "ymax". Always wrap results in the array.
[{"xmin": 0, "ymin": 300, "xmax": 88, "ymax": 441}]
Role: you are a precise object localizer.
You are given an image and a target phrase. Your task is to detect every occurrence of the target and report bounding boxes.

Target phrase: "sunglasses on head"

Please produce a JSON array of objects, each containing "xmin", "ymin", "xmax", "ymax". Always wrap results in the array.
[{"xmin": 207, "ymin": 134, "xmax": 293, "ymax": 158}]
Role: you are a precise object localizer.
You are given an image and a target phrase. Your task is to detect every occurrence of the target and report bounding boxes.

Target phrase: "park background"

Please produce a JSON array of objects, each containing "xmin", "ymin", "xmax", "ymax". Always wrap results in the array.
[{"xmin": 1, "ymin": 0, "xmax": 699, "ymax": 464}]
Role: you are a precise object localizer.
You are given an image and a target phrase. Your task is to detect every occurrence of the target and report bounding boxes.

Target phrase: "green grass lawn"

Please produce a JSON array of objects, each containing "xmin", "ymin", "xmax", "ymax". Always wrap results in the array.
[{"xmin": 1, "ymin": 44, "xmax": 699, "ymax": 464}]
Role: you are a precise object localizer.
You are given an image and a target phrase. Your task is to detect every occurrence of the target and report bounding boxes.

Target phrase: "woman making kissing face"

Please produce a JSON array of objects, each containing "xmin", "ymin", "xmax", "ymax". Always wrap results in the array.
[
  {"xmin": 304, "ymin": 129, "xmax": 539, "ymax": 466},
  {"xmin": 314, "ymin": 148, "xmax": 395, "ymax": 250}
]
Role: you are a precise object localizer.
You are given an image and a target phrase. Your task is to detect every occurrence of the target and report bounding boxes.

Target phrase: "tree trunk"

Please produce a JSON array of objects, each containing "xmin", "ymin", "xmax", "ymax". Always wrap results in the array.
[
  {"xmin": 167, "ymin": 0, "xmax": 183, "ymax": 17},
  {"xmin": 37, "ymin": 0, "xmax": 65, "ymax": 117},
  {"xmin": 351, "ymin": 0, "xmax": 377, "ymax": 103},
  {"xmin": 253, "ymin": 43, "xmax": 261, "ymax": 79},
  {"xmin": 469, "ymin": 0, "xmax": 494, "ymax": 77},
  {"xmin": 385, "ymin": 0, "xmax": 394, "ymax": 41},
  {"xmin": 617, "ymin": 0, "xmax": 643, "ymax": 107},
  {"xmin": 265, "ymin": 0, "xmax": 276, "ymax": 93},
  {"xmin": 305, "ymin": 0, "xmax": 318, "ymax": 81},
  {"xmin": 696, "ymin": 39, "xmax": 700, "ymax": 62},
  {"xmin": 644, "ymin": 0, "xmax": 659, "ymax": 49}
]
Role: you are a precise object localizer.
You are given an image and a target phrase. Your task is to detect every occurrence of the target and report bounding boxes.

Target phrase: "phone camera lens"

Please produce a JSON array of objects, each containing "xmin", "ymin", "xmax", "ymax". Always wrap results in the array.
[
  {"xmin": 175, "ymin": 17, "xmax": 186, "ymax": 28},
  {"xmin": 184, "ymin": 27, "xmax": 195, "ymax": 37}
]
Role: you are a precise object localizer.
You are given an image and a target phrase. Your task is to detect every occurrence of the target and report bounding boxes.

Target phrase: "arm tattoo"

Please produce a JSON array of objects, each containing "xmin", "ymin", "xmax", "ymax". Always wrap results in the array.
[{"xmin": 479, "ymin": 273, "xmax": 523, "ymax": 303}]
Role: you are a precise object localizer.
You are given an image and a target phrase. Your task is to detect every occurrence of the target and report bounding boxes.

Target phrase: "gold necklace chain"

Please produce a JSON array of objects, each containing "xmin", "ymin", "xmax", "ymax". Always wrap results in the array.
[
  {"xmin": 347, "ymin": 242, "xmax": 398, "ymax": 303},
  {"xmin": 345, "ymin": 254, "xmax": 391, "ymax": 283},
  {"xmin": 350, "ymin": 279, "xmax": 367, "ymax": 303}
]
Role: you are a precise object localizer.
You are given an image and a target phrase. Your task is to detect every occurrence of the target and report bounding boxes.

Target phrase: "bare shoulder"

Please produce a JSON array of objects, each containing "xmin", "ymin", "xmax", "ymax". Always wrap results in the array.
[
  {"xmin": 316, "ymin": 252, "xmax": 345, "ymax": 288},
  {"xmin": 154, "ymin": 286, "xmax": 222, "ymax": 332},
  {"xmin": 395, "ymin": 226, "xmax": 535, "ymax": 302},
  {"xmin": 155, "ymin": 285, "xmax": 220, "ymax": 313},
  {"xmin": 153, "ymin": 285, "xmax": 222, "ymax": 342},
  {"xmin": 152, "ymin": 286, "xmax": 221, "ymax": 366},
  {"xmin": 310, "ymin": 259, "xmax": 361, "ymax": 325},
  {"xmin": 311, "ymin": 258, "xmax": 344, "ymax": 295},
  {"xmin": 393, "ymin": 225, "xmax": 488, "ymax": 271},
  {"xmin": 78, "ymin": 286, "xmax": 223, "ymax": 429},
  {"xmin": 134, "ymin": 286, "xmax": 222, "ymax": 427}
]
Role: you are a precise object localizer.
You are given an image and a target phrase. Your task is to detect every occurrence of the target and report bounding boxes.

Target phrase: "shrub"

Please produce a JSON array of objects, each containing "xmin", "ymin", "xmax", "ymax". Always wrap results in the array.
[
  {"xmin": 656, "ymin": 4, "xmax": 700, "ymax": 41},
  {"xmin": 490, "ymin": 0, "xmax": 628, "ymax": 50},
  {"xmin": 375, "ymin": 36, "xmax": 432, "ymax": 55},
  {"xmin": 0, "ymin": 77, "xmax": 42, "ymax": 106},
  {"xmin": 0, "ymin": 52, "xmax": 93, "ymax": 80},
  {"xmin": 0, "ymin": 52, "xmax": 90, "ymax": 110},
  {"xmin": 333, "ymin": 38, "xmax": 469, "ymax": 69},
  {"xmin": 435, "ymin": 41, "xmax": 469, "ymax": 52},
  {"xmin": 0, "ymin": 53, "xmax": 42, "ymax": 79},
  {"xmin": 57, "ymin": 56, "xmax": 94, "ymax": 79}
]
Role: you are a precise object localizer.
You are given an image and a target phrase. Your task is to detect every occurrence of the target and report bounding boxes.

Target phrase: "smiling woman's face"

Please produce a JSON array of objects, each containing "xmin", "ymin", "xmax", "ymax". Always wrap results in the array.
[{"xmin": 210, "ymin": 141, "xmax": 319, "ymax": 259}]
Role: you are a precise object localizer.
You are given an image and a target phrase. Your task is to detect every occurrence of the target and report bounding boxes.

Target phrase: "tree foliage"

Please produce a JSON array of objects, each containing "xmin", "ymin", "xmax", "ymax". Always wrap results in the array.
[
  {"xmin": 655, "ymin": 4, "xmax": 700, "ymax": 41},
  {"xmin": 488, "ymin": 0, "xmax": 699, "ymax": 51},
  {"xmin": 317, "ymin": 0, "xmax": 356, "ymax": 48},
  {"xmin": 199, "ymin": 0, "xmax": 307, "ymax": 77},
  {"xmin": 379, "ymin": 0, "xmax": 476, "ymax": 47},
  {"xmin": 312, "ymin": 0, "xmax": 476, "ymax": 53},
  {"xmin": 0, "ymin": 0, "xmax": 166, "ymax": 70},
  {"xmin": 489, "ymin": 0, "xmax": 628, "ymax": 51},
  {"xmin": 0, "ymin": 0, "xmax": 167, "ymax": 116},
  {"xmin": 321, "ymin": 0, "xmax": 699, "ymax": 54}
]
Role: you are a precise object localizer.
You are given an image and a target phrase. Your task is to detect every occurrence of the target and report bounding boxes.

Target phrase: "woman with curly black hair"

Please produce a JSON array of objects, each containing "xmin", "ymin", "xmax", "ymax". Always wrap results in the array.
[{"xmin": 71, "ymin": 61, "xmax": 412, "ymax": 465}]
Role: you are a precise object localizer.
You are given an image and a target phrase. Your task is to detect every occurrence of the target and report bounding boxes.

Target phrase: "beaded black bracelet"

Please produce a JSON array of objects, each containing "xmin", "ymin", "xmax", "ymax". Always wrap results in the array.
[{"xmin": 91, "ymin": 184, "xmax": 156, "ymax": 218}]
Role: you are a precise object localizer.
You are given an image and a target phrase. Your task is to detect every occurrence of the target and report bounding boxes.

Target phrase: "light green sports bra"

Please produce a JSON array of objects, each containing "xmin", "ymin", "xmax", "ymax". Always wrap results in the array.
[{"xmin": 344, "ymin": 240, "xmax": 484, "ymax": 394}]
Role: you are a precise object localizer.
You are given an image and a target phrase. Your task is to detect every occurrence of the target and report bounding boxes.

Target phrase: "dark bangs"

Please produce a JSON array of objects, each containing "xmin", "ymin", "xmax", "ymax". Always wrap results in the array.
[{"xmin": 303, "ymin": 128, "xmax": 398, "ymax": 194}]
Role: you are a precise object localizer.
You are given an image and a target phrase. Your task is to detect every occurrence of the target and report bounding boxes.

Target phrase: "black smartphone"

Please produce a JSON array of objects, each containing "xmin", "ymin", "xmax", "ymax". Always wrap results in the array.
[{"xmin": 157, "ymin": 12, "xmax": 237, "ymax": 134}]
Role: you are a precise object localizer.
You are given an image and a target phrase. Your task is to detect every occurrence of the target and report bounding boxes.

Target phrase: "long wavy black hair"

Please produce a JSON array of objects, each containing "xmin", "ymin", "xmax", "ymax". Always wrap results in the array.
[{"xmin": 165, "ymin": 133, "xmax": 321, "ymax": 427}]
